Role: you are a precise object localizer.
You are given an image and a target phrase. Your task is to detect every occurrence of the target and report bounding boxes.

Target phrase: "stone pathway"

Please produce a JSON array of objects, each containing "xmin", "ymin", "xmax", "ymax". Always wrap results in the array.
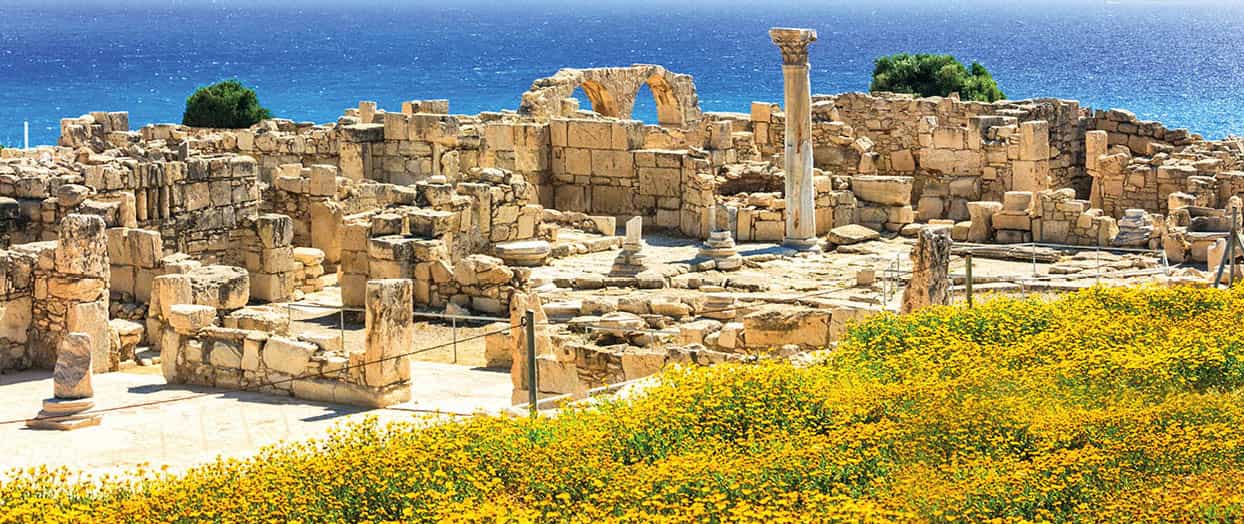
[{"xmin": 0, "ymin": 361, "xmax": 511, "ymax": 477}]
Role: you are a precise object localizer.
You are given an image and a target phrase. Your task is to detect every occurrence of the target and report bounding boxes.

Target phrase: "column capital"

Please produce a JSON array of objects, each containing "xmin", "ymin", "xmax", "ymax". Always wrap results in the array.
[{"xmin": 769, "ymin": 28, "xmax": 818, "ymax": 66}]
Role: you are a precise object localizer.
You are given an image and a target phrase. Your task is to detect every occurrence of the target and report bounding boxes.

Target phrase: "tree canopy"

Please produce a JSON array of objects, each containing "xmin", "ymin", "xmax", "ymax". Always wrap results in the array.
[
  {"xmin": 870, "ymin": 53, "xmax": 1006, "ymax": 102},
  {"xmin": 182, "ymin": 80, "xmax": 272, "ymax": 128}
]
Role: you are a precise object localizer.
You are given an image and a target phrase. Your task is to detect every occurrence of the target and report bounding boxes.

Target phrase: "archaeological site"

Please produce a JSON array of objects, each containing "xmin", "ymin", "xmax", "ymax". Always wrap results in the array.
[{"xmin": 4, "ymin": 26, "xmax": 1244, "ymax": 432}]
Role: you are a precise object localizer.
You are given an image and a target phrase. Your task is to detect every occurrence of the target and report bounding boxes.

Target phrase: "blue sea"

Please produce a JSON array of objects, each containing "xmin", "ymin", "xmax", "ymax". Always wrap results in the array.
[{"xmin": 3, "ymin": 0, "xmax": 1244, "ymax": 147}]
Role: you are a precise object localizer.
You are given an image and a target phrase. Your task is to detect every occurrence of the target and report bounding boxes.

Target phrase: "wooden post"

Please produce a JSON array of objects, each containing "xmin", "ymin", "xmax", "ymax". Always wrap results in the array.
[
  {"xmin": 525, "ymin": 309, "xmax": 537, "ymax": 417},
  {"xmin": 965, "ymin": 254, "xmax": 974, "ymax": 308}
]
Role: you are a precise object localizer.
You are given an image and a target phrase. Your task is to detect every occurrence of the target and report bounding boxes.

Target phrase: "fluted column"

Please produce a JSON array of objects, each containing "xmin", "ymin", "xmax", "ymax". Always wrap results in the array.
[{"xmin": 769, "ymin": 28, "xmax": 819, "ymax": 250}]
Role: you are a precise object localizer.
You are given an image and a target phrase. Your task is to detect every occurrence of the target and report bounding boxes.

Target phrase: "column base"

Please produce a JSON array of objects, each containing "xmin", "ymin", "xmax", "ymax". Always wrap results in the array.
[{"xmin": 783, "ymin": 237, "xmax": 822, "ymax": 252}]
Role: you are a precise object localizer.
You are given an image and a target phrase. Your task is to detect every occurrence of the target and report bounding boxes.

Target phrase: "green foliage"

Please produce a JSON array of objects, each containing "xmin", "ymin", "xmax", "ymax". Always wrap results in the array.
[
  {"xmin": 182, "ymin": 80, "xmax": 272, "ymax": 129},
  {"xmin": 870, "ymin": 53, "xmax": 1006, "ymax": 102}
]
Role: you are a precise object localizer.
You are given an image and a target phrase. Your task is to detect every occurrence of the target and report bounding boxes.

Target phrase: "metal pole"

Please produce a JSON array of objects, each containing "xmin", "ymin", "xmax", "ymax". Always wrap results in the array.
[
  {"xmin": 1230, "ymin": 208, "xmax": 1238, "ymax": 288},
  {"xmin": 965, "ymin": 253, "xmax": 974, "ymax": 308},
  {"xmin": 339, "ymin": 306, "xmax": 345, "ymax": 356},
  {"xmin": 1031, "ymin": 243, "xmax": 1037, "ymax": 278},
  {"xmin": 525, "ymin": 309, "xmax": 537, "ymax": 417},
  {"xmin": 451, "ymin": 316, "xmax": 458, "ymax": 364},
  {"xmin": 1095, "ymin": 249, "xmax": 1101, "ymax": 286}
]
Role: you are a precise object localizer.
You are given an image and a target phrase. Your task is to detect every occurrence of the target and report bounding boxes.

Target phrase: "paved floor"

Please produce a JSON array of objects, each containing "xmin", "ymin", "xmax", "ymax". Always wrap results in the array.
[{"xmin": 0, "ymin": 361, "xmax": 512, "ymax": 477}]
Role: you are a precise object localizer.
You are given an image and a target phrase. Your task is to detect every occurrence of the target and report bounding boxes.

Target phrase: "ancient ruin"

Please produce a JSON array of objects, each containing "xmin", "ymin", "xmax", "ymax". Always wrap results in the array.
[{"xmin": 0, "ymin": 27, "xmax": 1239, "ymax": 412}]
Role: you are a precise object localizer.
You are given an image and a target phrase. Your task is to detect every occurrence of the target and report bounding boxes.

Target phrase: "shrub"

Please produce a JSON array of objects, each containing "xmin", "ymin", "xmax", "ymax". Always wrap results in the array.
[
  {"xmin": 4, "ymin": 286, "xmax": 1244, "ymax": 522},
  {"xmin": 181, "ymin": 80, "xmax": 272, "ymax": 129},
  {"xmin": 870, "ymin": 53, "xmax": 1006, "ymax": 102}
]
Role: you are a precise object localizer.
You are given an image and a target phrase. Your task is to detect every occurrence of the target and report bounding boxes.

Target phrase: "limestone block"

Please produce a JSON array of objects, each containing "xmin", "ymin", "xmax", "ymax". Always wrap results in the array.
[
  {"xmin": 1019, "ymin": 120, "xmax": 1051, "ymax": 161},
  {"xmin": 127, "ymin": 228, "xmax": 163, "ymax": 269},
  {"xmin": 1003, "ymin": 191, "xmax": 1034, "ymax": 212},
  {"xmin": 263, "ymin": 336, "xmax": 317, "ymax": 376},
  {"xmin": 826, "ymin": 224, "xmax": 880, "ymax": 245},
  {"xmin": 890, "ymin": 150, "xmax": 916, "ymax": 172},
  {"xmin": 208, "ymin": 340, "xmax": 243, "ymax": 369},
  {"xmin": 308, "ymin": 165, "xmax": 338, "ymax": 196},
  {"xmin": 1012, "ymin": 161, "xmax": 1050, "ymax": 193},
  {"xmin": 250, "ymin": 272, "xmax": 294, "ymax": 303},
  {"xmin": 67, "ymin": 300, "xmax": 110, "ymax": 373},
  {"xmin": 850, "ymin": 176, "xmax": 913, "ymax": 206},
  {"xmin": 167, "ymin": 304, "xmax": 217, "ymax": 335},
  {"xmin": 187, "ymin": 265, "xmax": 250, "ymax": 310},
  {"xmin": 53, "ymin": 333, "xmax": 94, "ymax": 399},
  {"xmin": 566, "ymin": 120, "xmax": 613, "ymax": 150},
  {"xmin": 48, "ymin": 277, "xmax": 106, "ymax": 302},
  {"xmin": 256, "ymin": 213, "xmax": 293, "ymax": 249},
  {"xmin": 536, "ymin": 356, "xmax": 580, "ymax": 394},
  {"xmin": 966, "ymin": 201, "xmax": 1003, "ymax": 242},
  {"xmin": 152, "ymin": 274, "xmax": 193, "ymax": 319},
  {"xmin": 742, "ymin": 307, "xmax": 830, "ymax": 348},
  {"xmin": 55, "ymin": 214, "xmax": 108, "ymax": 277},
  {"xmin": 484, "ymin": 323, "xmax": 513, "ymax": 368},
  {"xmin": 364, "ymin": 279, "xmax": 414, "ymax": 388},
  {"xmin": 0, "ymin": 296, "xmax": 31, "ymax": 343},
  {"xmin": 621, "ymin": 350, "xmax": 666, "ymax": 381},
  {"xmin": 309, "ymin": 202, "xmax": 343, "ymax": 264}
]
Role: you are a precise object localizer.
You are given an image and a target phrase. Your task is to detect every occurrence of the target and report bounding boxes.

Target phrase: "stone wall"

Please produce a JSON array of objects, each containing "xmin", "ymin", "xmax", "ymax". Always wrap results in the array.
[
  {"xmin": 159, "ymin": 277, "xmax": 412, "ymax": 408},
  {"xmin": 0, "ymin": 248, "xmax": 35, "ymax": 372}
]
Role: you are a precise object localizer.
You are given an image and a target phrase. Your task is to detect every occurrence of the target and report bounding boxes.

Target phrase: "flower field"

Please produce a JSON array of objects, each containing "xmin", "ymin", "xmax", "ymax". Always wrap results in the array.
[{"xmin": 4, "ymin": 285, "xmax": 1244, "ymax": 522}]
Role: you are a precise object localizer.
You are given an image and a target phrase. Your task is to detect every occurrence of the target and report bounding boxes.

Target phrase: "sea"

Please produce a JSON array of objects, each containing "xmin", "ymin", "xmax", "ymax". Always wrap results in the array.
[{"xmin": 3, "ymin": 0, "xmax": 1244, "ymax": 147}]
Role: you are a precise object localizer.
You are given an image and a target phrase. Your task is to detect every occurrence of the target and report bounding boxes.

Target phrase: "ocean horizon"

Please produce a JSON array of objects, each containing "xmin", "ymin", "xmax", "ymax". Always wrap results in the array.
[{"xmin": 4, "ymin": 0, "xmax": 1244, "ymax": 146}]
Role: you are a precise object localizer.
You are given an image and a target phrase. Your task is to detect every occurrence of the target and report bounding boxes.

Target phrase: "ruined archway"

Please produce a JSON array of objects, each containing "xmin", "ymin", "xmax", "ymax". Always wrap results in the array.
[
  {"xmin": 577, "ymin": 80, "xmax": 623, "ymax": 118},
  {"xmin": 518, "ymin": 64, "xmax": 702, "ymax": 127}
]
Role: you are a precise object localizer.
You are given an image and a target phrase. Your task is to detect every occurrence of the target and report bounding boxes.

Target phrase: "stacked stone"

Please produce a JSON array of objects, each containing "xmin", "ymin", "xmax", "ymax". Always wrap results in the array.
[
  {"xmin": 698, "ymin": 230, "xmax": 742, "ymax": 270},
  {"xmin": 105, "ymin": 227, "xmax": 164, "ymax": 304},
  {"xmin": 158, "ymin": 277, "xmax": 410, "ymax": 408},
  {"xmin": 292, "ymin": 247, "xmax": 327, "ymax": 293},
  {"xmin": 820, "ymin": 92, "xmax": 1081, "ymax": 193},
  {"xmin": 174, "ymin": 154, "xmax": 261, "ymax": 264},
  {"xmin": 415, "ymin": 253, "xmax": 526, "ymax": 314},
  {"xmin": 733, "ymin": 192, "xmax": 785, "ymax": 241},
  {"xmin": 548, "ymin": 118, "xmax": 644, "ymax": 215},
  {"xmin": 341, "ymin": 101, "xmax": 468, "ymax": 185},
  {"xmin": 749, "ymin": 102, "xmax": 783, "ymax": 157},
  {"xmin": 232, "ymin": 123, "xmax": 339, "ymax": 183},
  {"xmin": 58, "ymin": 111, "xmax": 130, "ymax": 150},
  {"xmin": 0, "ymin": 249, "xmax": 35, "ymax": 372},
  {"xmin": 850, "ymin": 175, "xmax": 915, "ymax": 232},
  {"xmin": 338, "ymin": 218, "xmax": 373, "ymax": 309},
  {"xmin": 1033, "ymin": 189, "xmax": 1119, "ymax": 246},
  {"xmin": 454, "ymin": 167, "xmax": 545, "ymax": 246},
  {"xmin": 992, "ymin": 191, "xmax": 1035, "ymax": 243},
  {"xmin": 268, "ymin": 164, "xmax": 340, "ymax": 239},
  {"xmin": 1092, "ymin": 107, "xmax": 1191, "ymax": 156},
  {"xmin": 1114, "ymin": 209, "xmax": 1156, "ymax": 248},
  {"xmin": 242, "ymin": 214, "xmax": 297, "ymax": 302},
  {"xmin": 31, "ymin": 215, "xmax": 110, "ymax": 373},
  {"xmin": 481, "ymin": 122, "xmax": 551, "ymax": 193},
  {"xmin": 610, "ymin": 217, "xmax": 650, "ymax": 277}
]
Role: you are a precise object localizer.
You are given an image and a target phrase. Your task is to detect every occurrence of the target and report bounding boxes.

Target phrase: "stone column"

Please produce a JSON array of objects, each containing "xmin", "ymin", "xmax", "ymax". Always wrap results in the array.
[
  {"xmin": 363, "ymin": 279, "xmax": 413, "ymax": 392},
  {"xmin": 902, "ymin": 227, "xmax": 952, "ymax": 314},
  {"xmin": 770, "ymin": 28, "xmax": 819, "ymax": 250}
]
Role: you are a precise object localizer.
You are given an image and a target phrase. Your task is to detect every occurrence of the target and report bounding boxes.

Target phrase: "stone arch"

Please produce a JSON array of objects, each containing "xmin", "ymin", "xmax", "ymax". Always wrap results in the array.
[
  {"xmin": 518, "ymin": 64, "xmax": 702, "ymax": 128},
  {"xmin": 577, "ymin": 80, "xmax": 623, "ymax": 118}
]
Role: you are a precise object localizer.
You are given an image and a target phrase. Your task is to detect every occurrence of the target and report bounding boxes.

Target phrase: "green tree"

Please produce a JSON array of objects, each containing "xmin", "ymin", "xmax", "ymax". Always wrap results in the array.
[
  {"xmin": 870, "ymin": 53, "xmax": 1006, "ymax": 102},
  {"xmin": 182, "ymin": 80, "xmax": 272, "ymax": 128}
]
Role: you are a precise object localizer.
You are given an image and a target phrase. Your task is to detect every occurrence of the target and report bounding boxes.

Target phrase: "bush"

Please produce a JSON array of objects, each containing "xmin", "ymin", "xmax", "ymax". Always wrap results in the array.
[
  {"xmin": 870, "ymin": 53, "xmax": 1006, "ymax": 102},
  {"xmin": 5, "ymin": 286, "xmax": 1244, "ymax": 522},
  {"xmin": 181, "ymin": 80, "xmax": 272, "ymax": 129}
]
